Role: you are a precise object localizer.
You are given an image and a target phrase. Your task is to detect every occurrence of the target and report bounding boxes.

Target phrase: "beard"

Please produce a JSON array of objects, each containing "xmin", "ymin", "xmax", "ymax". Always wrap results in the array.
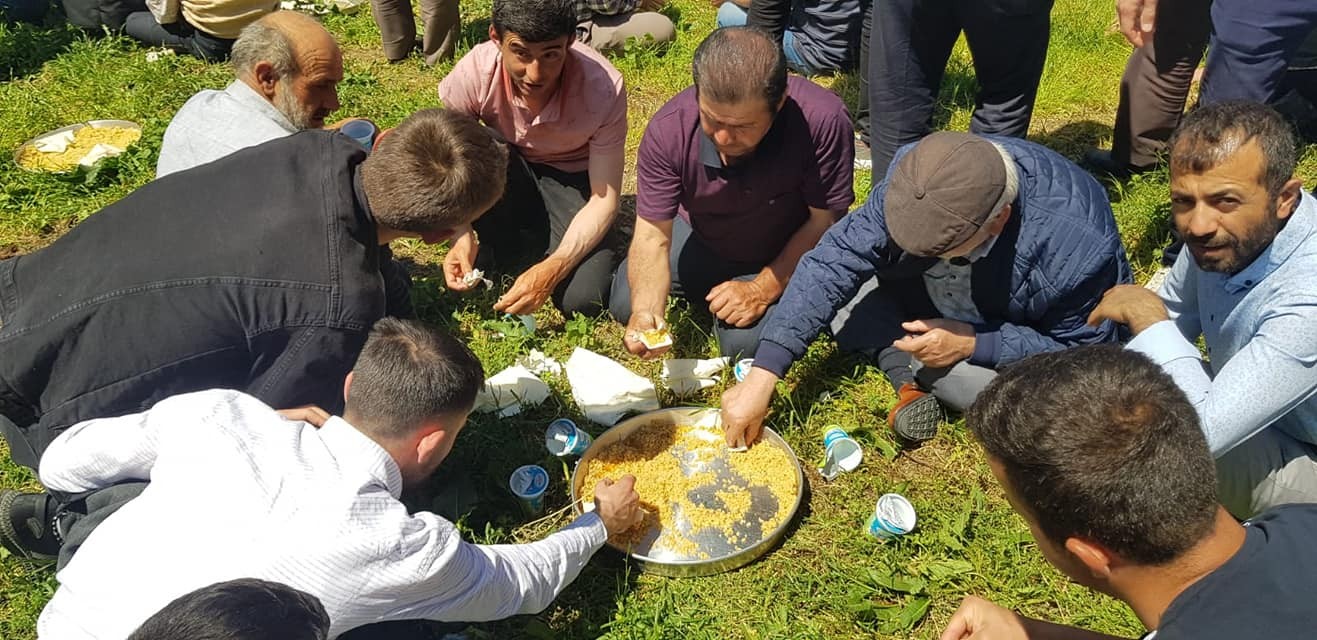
[
  {"xmin": 1185, "ymin": 198, "xmax": 1284, "ymax": 275},
  {"xmin": 274, "ymin": 86, "xmax": 317, "ymax": 130}
]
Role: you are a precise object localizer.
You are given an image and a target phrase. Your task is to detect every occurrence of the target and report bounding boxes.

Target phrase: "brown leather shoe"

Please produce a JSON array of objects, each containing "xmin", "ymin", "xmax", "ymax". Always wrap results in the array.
[{"xmin": 887, "ymin": 383, "xmax": 943, "ymax": 443}]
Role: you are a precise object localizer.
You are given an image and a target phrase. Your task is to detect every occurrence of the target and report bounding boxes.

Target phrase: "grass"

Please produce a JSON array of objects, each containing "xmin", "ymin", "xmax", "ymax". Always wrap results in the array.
[{"xmin": 1, "ymin": 1, "xmax": 1315, "ymax": 638}]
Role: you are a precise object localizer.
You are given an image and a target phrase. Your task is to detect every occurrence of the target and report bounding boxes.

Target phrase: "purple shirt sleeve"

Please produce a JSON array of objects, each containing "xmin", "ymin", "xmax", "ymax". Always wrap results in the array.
[
  {"xmin": 635, "ymin": 113, "xmax": 683, "ymax": 222},
  {"xmin": 803, "ymin": 104, "xmax": 855, "ymax": 214}
]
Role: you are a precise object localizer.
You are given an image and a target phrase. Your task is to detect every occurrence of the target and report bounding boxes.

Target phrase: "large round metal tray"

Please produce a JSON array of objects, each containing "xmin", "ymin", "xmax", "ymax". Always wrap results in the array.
[
  {"xmin": 14, "ymin": 120, "xmax": 142, "ymax": 173},
  {"xmin": 570, "ymin": 407, "xmax": 804, "ymax": 577}
]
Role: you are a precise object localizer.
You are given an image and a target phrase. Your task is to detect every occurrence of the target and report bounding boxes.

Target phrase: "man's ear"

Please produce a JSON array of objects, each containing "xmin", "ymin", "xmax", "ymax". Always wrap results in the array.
[
  {"xmin": 342, "ymin": 371, "xmax": 354, "ymax": 406},
  {"xmin": 488, "ymin": 24, "xmax": 499, "ymax": 44},
  {"xmin": 416, "ymin": 425, "xmax": 450, "ymax": 463},
  {"xmin": 252, "ymin": 61, "xmax": 279, "ymax": 99},
  {"xmin": 990, "ymin": 203, "xmax": 1013, "ymax": 233},
  {"xmin": 1277, "ymin": 178, "xmax": 1304, "ymax": 221},
  {"xmin": 1065, "ymin": 536, "xmax": 1115, "ymax": 581}
]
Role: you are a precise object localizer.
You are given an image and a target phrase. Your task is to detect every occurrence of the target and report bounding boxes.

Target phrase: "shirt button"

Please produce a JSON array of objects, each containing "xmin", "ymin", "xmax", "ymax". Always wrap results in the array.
[
  {"xmin": 945, "ymin": 293, "xmax": 952, "ymax": 297},
  {"xmin": 1245, "ymin": 280, "xmax": 1254, "ymax": 286}
]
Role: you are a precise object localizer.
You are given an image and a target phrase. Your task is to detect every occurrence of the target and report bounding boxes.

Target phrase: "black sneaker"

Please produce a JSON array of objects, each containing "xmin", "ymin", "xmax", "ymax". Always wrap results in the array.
[
  {"xmin": 1082, "ymin": 149, "xmax": 1152, "ymax": 180},
  {"xmin": 0, "ymin": 489, "xmax": 62, "ymax": 562}
]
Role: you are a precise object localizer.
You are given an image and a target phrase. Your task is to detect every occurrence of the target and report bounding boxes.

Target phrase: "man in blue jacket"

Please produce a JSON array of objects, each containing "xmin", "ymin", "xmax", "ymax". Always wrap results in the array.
[{"xmin": 720, "ymin": 131, "xmax": 1131, "ymax": 446}]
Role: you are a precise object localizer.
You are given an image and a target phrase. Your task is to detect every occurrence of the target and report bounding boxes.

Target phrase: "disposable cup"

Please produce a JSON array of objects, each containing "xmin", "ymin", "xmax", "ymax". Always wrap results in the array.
[
  {"xmin": 509, "ymin": 465, "xmax": 549, "ymax": 514},
  {"xmin": 545, "ymin": 418, "xmax": 592, "ymax": 457},
  {"xmin": 819, "ymin": 426, "xmax": 863, "ymax": 480},
  {"xmin": 865, "ymin": 493, "xmax": 917, "ymax": 539},
  {"xmin": 340, "ymin": 119, "xmax": 377, "ymax": 150},
  {"xmin": 733, "ymin": 358, "xmax": 755, "ymax": 382}
]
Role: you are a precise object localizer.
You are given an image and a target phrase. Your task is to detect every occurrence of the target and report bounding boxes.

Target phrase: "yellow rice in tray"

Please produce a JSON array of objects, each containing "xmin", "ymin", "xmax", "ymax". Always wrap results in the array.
[
  {"xmin": 580, "ymin": 423, "xmax": 798, "ymax": 556},
  {"xmin": 16, "ymin": 126, "xmax": 141, "ymax": 172}
]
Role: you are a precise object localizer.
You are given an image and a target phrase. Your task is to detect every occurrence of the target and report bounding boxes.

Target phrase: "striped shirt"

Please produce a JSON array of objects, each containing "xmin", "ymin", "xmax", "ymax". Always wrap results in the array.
[{"xmin": 37, "ymin": 390, "xmax": 606, "ymax": 639}]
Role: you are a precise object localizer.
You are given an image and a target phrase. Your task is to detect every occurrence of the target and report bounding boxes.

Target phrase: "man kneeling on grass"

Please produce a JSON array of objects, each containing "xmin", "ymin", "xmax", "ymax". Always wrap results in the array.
[
  {"xmin": 943, "ymin": 345, "xmax": 1317, "ymax": 640},
  {"xmin": 34, "ymin": 318, "xmax": 643, "ymax": 639}
]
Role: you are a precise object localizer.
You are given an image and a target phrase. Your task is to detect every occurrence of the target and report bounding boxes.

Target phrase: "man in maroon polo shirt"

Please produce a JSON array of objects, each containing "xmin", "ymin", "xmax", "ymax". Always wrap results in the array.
[{"xmin": 609, "ymin": 26, "xmax": 854, "ymax": 359}]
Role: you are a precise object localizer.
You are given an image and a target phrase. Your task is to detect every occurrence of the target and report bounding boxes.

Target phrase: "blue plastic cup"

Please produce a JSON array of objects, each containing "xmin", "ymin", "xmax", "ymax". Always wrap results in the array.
[
  {"xmin": 865, "ymin": 493, "xmax": 917, "ymax": 539},
  {"xmin": 545, "ymin": 418, "xmax": 592, "ymax": 457},
  {"xmin": 819, "ymin": 426, "xmax": 863, "ymax": 481},
  {"xmin": 340, "ymin": 119, "xmax": 377, "ymax": 150},
  {"xmin": 509, "ymin": 465, "xmax": 549, "ymax": 514}
]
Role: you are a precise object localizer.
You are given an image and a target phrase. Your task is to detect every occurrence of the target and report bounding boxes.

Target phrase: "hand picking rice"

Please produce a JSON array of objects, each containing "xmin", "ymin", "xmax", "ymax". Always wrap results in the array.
[
  {"xmin": 581, "ymin": 423, "xmax": 798, "ymax": 557},
  {"xmin": 16, "ymin": 125, "xmax": 140, "ymax": 172}
]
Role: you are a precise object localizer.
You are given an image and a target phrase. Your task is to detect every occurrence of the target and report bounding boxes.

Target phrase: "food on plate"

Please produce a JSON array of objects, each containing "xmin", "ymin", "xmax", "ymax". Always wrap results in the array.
[
  {"xmin": 16, "ymin": 125, "xmax": 140, "ymax": 172},
  {"xmin": 580, "ymin": 422, "xmax": 797, "ymax": 556}
]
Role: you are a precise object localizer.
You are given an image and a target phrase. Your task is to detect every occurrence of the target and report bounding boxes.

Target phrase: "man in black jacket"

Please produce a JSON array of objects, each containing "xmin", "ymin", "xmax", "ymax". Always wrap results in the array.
[{"xmin": 0, "ymin": 108, "xmax": 506, "ymax": 565}]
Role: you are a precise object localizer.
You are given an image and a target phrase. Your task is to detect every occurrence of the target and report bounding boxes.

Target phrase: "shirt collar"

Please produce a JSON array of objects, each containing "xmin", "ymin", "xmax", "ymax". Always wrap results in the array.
[
  {"xmin": 699, "ymin": 129, "xmax": 723, "ymax": 169},
  {"xmin": 1223, "ymin": 190, "xmax": 1317, "ymax": 294},
  {"xmin": 224, "ymin": 80, "xmax": 298, "ymax": 135},
  {"xmin": 318, "ymin": 416, "xmax": 405, "ymax": 498}
]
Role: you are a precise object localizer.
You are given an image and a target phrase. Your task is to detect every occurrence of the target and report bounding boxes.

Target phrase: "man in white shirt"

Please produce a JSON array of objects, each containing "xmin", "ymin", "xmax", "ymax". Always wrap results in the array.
[
  {"xmin": 33, "ymin": 317, "xmax": 642, "ymax": 639},
  {"xmin": 156, "ymin": 11, "xmax": 344, "ymax": 177}
]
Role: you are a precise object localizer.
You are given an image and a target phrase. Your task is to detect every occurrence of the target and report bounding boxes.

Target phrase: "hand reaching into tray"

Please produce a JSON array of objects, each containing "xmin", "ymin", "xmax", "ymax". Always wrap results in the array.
[{"xmin": 594, "ymin": 475, "xmax": 644, "ymax": 534}]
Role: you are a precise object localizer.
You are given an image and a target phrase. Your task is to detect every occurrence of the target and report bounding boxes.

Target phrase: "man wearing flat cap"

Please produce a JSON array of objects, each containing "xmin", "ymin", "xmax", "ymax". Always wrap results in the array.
[{"xmin": 720, "ymin": 131, "xmax": 1132, "ymax": 447}]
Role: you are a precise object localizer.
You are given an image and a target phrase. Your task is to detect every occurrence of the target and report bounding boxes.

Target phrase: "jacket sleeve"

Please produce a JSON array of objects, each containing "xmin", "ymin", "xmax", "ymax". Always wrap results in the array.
[
  {"xmin": 379, "ymin": 246, "xmax": 415, "ymax": 319},
  {"xmin": 747, "ymin": 0, "xmax": 792, "ymax": 41},
  {"xmin": 753, "ymin": 188, "xmax": 891, "ymax": 377},
  {"xmin": 247, "ymin": 326, "xmax": 370, "ymax": 415},
  {"xmin": 972, "ymin": 231, "xmax": 1131, "ymax": 367}
]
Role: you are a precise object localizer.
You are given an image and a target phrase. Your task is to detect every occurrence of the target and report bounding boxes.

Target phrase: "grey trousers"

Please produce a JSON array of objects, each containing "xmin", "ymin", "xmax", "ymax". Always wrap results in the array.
[
  {"xmin": 370, "ymin": 0, "xmax": 459, "ymax": 64},
  {"xmin": 831, "ymin": 277, "xmax": 996, "ymax": 412},
  {"xmin": 578, "ymin": 12, "xmax": 676, "ymax": 53},
  {"xmin": 1217, "ymin": 427, "xmax": 1317, "ymax": 520}
]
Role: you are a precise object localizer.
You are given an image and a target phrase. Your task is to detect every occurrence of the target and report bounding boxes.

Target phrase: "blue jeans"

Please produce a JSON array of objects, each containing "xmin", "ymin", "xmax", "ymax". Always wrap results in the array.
[{"xmin": 715, "ymin": 3, "xmax": 816, "ymax": 75}]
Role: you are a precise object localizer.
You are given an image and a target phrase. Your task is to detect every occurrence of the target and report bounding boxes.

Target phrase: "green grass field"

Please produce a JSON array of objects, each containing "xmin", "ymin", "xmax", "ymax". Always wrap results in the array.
[{"xmin": 1, "ymin": 1, "xmax": 1315, "ymax": 638}]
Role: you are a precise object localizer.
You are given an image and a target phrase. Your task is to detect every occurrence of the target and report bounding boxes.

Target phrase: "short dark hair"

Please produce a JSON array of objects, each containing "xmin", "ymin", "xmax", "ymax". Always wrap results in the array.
[
  {"xmin": 966, "ymin": 345, "xmax": 1218, "ymax": 566},
  {"xmin": 361, "ymin": 109, "xmax": 508, "ymax": 234},
  {"xmin": 128, "ymin": 579, "xmax": 329, "ymax": 640},
  {"xmin": 492, "ymin": 0, "xmax": 577, "ymax": 43},
  {"xmin": 345, "ymin": 318, "xmax": 484, "ymax": 440},
  {"xmin": 692, "ymin": 27, "xmax": 788, "ymax": 113},
  {"xmin": 1170, "ymin": 101, "xmax": 1297, "ymax": 197}
]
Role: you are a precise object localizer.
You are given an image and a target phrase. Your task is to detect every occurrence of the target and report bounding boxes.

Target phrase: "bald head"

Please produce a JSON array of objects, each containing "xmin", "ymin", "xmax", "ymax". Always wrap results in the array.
[{"xmin": 232, "ymin": 11, "xmax": 343, "ymax": 129}]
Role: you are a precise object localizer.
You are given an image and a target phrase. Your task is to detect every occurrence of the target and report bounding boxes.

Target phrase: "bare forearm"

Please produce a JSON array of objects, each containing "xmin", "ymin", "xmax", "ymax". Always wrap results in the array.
[
  {"xmin": 549, "ymin": 195, "xmax": 616, "ymax": 271},
  {"xmin": 755, "ymin": 209, "xmax": 838, "ymax": 299},
  {"xmin": 627, "ymin": 227, "xmax": 671, "ymax": 316},
  {"xmin": 1022, "ymin": 617, "xmax": 1133, "ymax": 640}
]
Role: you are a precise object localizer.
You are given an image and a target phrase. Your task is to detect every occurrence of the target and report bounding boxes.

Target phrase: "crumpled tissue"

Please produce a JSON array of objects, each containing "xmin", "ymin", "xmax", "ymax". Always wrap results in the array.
[
  {"xmin": 515, "ymin": 349, "xmax": 562, "ymax": 376},
  {"xmin": 565, "ymin": 348, "xmax": 659, "ymax": 425},
  {"xmin": 33, "ymin": 130, "xmax": 75, "ymax": 153},
  {"xmin": 473, "ymin": 365, "xmax": 550, "ymax": 417},
  {"xmin": 661, "ymin": 357, "xmax": 729, "ymax": 397},
  {"xmin": 78, "ymin": 143, "xmax": 126, "ymax": 169}
]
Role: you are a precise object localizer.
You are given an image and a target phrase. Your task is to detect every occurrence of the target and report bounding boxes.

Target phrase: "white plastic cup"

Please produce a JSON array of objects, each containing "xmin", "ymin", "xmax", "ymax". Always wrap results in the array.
[
  {"xmin": 340, "ymin": 119, "xmax": 377, "ymax": 150},
  {"xmin": 509, "ymin": 465, "xmax": 549, "ymax": 514},
  {"xmin": 866, "ymin": 493, "xmax": 917, "ymax": 539},
  {"xmin": 819, "ymin": 426, "xmax": 863, "ymax": 481},
  {"xmin": 733, "ymin": 358, "xmax": 755, "ymax": 382},
  {"xmin": 545, "ymin": 418, "xmax": 592, "ymax": 457}
]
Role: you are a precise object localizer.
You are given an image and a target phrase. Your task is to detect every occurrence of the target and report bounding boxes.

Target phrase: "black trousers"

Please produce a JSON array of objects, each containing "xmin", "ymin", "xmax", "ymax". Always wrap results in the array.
[
  {"xmin": 609, "ymin": 217, "xmax": 772, "ymax": 359},
  {"xmin": 868, "ymin": 0, "xmax": 1054, "ymax": 176},
  {"xmin": 123, "ymin": 12, "xmax": 236, "ymax": 61},
  {"xmin": 472, "ymin": 150, "xmax": 623, "ymax": 317}
]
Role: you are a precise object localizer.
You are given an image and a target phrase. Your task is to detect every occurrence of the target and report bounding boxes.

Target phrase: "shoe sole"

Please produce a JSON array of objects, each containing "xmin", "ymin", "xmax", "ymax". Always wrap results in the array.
[
  {"xmin": 0, "ymin": 489, "xmax": 57, "ymax": 563},
  {"xmin": 891, "ymin": 393, "xmax": 942, "ymax": 443}
]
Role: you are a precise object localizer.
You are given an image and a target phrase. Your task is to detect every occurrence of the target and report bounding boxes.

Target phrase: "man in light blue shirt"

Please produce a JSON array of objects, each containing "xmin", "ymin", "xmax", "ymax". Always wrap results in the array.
[
  {"xmin": 157, "ymin": 11, "xmax": 343, "ymax": 177},
  {"xmin": 1090, "ymin": 101, "xmax": 1317, "ymax": 519}
]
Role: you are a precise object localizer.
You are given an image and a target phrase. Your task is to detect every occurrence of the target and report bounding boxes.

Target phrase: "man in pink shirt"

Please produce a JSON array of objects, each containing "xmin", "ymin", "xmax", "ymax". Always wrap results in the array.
[{"xmin": 438, "ymin": 0, "xmax": 627, "ymax": 317}]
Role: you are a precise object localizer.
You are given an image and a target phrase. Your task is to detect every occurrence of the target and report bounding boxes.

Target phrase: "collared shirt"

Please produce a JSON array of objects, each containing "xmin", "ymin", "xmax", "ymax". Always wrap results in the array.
[
  {"xmin": 922, "ymin": 234, "xmax": 998, "ymax": 325},
  {"xmin": 438, "ymin": 40, "xmax": 627, "ymax": 173},
  {"xmin": 36, "ymin": 390, "xmax": 607, "ymax": 640},
  {"xmin": 635, "ymin": 76, "xmax": 854, "ymax": 266},
  {"xmin": 1128, "ymin": 191, "xmax": 1317, "ymax": 455},
  {"xmin": 156, "ymin": 80, "xmax": 298, "ymax": 177}
]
